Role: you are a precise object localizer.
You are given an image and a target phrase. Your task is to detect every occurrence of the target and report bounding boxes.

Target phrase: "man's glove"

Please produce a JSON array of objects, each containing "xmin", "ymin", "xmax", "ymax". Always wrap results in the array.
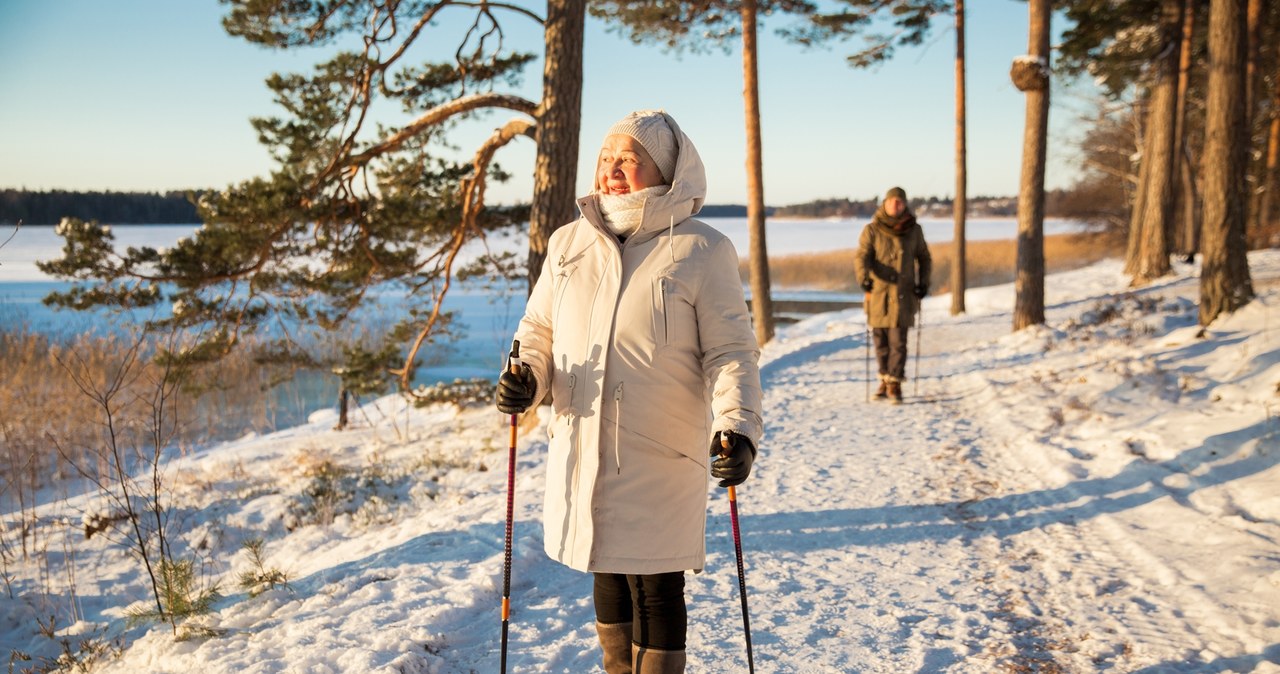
[
  {"xmin": 860, "ymin": 277, "xmax": 874, "ymax": 292},
  {"xmin": 914, "ymin": 284, "xmax": 928, "ymax": 299},
  {"xmin": 710, "ymin": 431, "xmax": 756, "ymax": 488},
  {"xmin": 495, "ymin": 363, "xmax": 535, "ymax": 414}
]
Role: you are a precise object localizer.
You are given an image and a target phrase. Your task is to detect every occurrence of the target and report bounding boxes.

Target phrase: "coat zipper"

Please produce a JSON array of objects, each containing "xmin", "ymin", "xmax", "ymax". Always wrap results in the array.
[{"xmin": 613, "ymin": 382, "xmax": 624, "ymax": 474}]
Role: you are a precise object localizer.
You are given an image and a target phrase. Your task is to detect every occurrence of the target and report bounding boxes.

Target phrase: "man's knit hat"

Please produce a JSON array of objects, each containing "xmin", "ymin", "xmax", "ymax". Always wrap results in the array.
[
  {"xmin": 605, "ymin": 110, "xmax": 678, "ymax": 183},
  {"xmin": 884, "ymin": 186, "xmax": 908, "ymax": 203}
]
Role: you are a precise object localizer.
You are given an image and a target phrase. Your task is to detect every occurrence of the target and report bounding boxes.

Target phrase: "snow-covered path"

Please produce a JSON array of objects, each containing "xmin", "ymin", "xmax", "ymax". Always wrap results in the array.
[{"xmin": 7, "ymin": 255, "xmax": 1280, "ymax": 673}]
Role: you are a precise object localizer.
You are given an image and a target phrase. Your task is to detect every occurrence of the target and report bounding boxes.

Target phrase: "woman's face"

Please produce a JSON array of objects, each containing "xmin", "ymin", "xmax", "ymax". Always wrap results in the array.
[{"xmin": 596, "ymin": 134, "xmax": 665, "ymax": 195}]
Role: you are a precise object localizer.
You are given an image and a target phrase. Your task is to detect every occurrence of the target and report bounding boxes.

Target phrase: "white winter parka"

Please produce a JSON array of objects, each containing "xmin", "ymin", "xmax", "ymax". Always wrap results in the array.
[{"xmin": 513, "ymin": 113, "xmax": 764, "ymax": 575}]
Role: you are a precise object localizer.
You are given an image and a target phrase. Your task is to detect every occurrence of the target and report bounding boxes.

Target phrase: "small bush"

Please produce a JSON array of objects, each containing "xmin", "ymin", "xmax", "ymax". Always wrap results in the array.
[
  {"xmin": 123, "ymin": 558, "xmax": 221, "ymax": 634},
  {"xmin": 236, "ymin": 538, "xmax": 290, "ymax": 598}
]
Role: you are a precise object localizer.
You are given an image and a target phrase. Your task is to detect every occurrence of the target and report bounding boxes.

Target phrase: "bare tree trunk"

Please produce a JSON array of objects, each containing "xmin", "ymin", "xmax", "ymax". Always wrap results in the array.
[
  {"xmin": 1200, "ymin": 0, "xmax": 1254, "ymax": 325},
  {"xmin": 951, "ymin": 0, "xmax": 968, "ymax": 316},
  {"xmin": 1174, "ymin": 1, "xmax": 1200, "ymax": 259},
  {"xmin": 1012, "ymin": 0, "xmax": 1050, "ymax": 331},
  {"xmin": 1259, "ymin": 85, "xmax": 1280, "ymax": 234},
  {"xmin": 1130, "ymin": 0, "xmax": 1185, "ymax": 285},
  {"xmin": 741, "ymin": 0, "xmax": 774, "ymax": 344},
  {"xmin": 1245, "ymin": 0, "xmax": 1264, "ymax": 232},
  {"xmin": 1124, "ymin": 102, "xmax": 1151, "ymax": 275},
  {"xmin": 527, "ymin": 0, "xmax": 585, "ymax": 291}
]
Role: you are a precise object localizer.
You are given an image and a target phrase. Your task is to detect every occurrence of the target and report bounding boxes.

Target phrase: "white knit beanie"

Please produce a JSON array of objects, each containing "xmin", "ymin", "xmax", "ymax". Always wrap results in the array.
[{"xmin": 605, "ymin": 110, "xmax": 678, "ymax": 184}]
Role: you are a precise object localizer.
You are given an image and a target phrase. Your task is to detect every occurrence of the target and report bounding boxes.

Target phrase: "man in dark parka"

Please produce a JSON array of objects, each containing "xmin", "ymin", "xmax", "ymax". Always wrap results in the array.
[{"xmin": 855, "ymin": 186, "xmax": 932, "ymax": 403}]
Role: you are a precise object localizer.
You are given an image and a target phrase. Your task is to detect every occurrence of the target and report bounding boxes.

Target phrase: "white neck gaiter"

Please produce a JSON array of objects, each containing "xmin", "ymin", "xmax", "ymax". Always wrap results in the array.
[{"xmin": 598, "ymin": 186, "xmax": 668, "ymax": 237}]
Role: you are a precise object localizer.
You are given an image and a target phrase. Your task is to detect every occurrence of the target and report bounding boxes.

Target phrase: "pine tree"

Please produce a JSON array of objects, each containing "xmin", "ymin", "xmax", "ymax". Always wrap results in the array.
[
  {"xmin": 1012, "ymin": 0, "xmax": 1050, "ymax": 331},
  {"xmin": 1200, "ymin": 0, "xmax": 1255, "ymax": 325},
  {"xmin": 39, "ymin": 2, "xmax": 586, "ymax": 397}
]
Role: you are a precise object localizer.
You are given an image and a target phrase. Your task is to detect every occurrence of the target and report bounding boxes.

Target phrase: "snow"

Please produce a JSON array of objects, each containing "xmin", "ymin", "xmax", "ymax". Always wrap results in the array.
[{"xmin": 4, "ymin": 251, "xmax": 1280, "ymax": 673}]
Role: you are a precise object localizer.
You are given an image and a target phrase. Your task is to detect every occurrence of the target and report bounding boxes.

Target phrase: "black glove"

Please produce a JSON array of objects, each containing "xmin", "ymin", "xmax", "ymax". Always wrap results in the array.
[
  {"xmin": 495, "ymin": 363, "xmax": 535, "ymax": 414},
  {"xmin": 914, "ymin": 284, "xmax": 928, "ymax": 299},
  {"xmin": 710, "ymin": 431, "xmax": 756, "ymax": 488},
  {"xmin": 860, "ymin": 277, "xmax": 873, "ymax": 292}
]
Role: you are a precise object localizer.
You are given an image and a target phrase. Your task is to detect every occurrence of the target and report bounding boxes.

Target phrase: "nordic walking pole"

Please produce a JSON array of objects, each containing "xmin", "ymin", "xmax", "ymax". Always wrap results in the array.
[
  {"xmin": 913, "ymin": 308, "xmax": 922, "ymax": 399},
  {"xmin": 500, "ymin": 339, "xmax": 521, "ymax": 673},
  {"xmin": 864, "ymin": 323, "xmax": 871, "ymax": 403},
  {"xmin": 721, "ymin": 434, "xmax": 756, "ymax": 674}
]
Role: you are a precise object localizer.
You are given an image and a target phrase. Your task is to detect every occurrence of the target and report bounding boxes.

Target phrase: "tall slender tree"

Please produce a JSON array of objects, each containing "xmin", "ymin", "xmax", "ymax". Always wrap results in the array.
[
  {"xmin": 1012, "ymin": 0, "xmax": 1050, "ymax": 331},
  {"xmin": 951, "ymin": 0, "xmax": 968, "ymax": 315},
  {"xmin": 1259, "ymin": 66, "xmax": 1280, "ymax": 232},
  {"xmin": 741, "ymin": 0, "xmax": 775, "ymax": 344},
  {"xmin": 1128, "ymin": 0, "xmax": 1185, "ymax": 285},
  {"xmin": 1200, "ymin": 0, "xmax": 1255, "ymax": 324},
  {"xmin": 590, "ymin": 0, "xmax": 820, "ymax": 345},
  {"xmin": 1174, "ymin": 2, "xmax": 1201, "ymax": 260}
]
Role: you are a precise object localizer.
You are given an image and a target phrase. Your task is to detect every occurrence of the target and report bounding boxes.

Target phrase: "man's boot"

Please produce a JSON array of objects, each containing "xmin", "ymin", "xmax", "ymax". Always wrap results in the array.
[
  {"xmin": 888, "ymin": 380, "xmax": 903, "ymax": 405},
  {"xmin": 596, "ymin": 622, "xmax": 634, "ymax": 674},
  {"xmin": 874, "ymin": 377, "xmax": 888, "ymax": 399},
  {"xmin": 633, "ymin": 645, "xmax": 686, "ymax": 673}
]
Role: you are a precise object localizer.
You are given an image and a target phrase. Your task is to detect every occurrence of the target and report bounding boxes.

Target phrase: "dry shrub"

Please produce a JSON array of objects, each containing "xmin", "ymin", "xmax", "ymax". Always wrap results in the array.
[
  {"xmin": 753, "ymin": 232, "xmax": 1123, "ymax": 292},
  {"xmin": 0, "ymin": 328, "xmax": 324, "ymax": 514}
]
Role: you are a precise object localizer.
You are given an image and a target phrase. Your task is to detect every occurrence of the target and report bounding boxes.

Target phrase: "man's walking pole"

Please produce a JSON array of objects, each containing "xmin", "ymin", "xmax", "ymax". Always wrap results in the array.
[
  {"xmin": 914, "ymin": 309, "xmax": 923, "ymax": 398},
  {"xmin": 500, "ymin": 340, "xmax": 521, "ymax": 673},
  {"xmin": 864, "ymin": 323, "xmax": 871, "ymax": 403},
  {"xmin": 721, "ymin": 434, "xmax": 756, "ymax": 674}
]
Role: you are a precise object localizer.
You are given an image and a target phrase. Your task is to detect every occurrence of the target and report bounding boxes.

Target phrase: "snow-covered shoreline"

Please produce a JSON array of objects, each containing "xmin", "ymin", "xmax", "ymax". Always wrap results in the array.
[{"xmin": 3, "ymin": 252, "xmax": 1279, "ymax": 673}]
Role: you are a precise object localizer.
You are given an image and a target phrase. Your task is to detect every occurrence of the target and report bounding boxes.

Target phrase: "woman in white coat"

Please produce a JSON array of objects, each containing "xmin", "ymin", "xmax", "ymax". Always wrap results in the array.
[{"xmin": 496, "ymin": 109, "xmax": 764, "ymax": 673}]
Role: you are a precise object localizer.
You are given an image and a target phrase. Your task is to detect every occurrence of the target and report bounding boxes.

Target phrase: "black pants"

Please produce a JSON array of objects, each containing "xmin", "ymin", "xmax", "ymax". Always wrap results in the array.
[
  {"xmin": 593, "ymin": 572, "xmax": 687, "ymax": 650},
  {"xmin": 873, "ymin": 326, "xmax": 910, "ymax": 381}
]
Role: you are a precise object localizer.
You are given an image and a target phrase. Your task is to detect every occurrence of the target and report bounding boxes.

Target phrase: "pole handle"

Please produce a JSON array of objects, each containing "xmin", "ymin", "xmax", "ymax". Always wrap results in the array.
[{"xmin": 508, "ymin": 339, "xmax": 522, "ymax": 376}]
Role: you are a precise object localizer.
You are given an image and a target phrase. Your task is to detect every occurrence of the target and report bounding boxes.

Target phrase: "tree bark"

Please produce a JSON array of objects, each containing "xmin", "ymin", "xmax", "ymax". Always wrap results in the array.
[
  {"xmin": 1200, "ymin": 0, "xmax": 1254, "ymax": 325},
  {"xmin": 1013, "ymin": 0, "xmax": 1049, "ymax": 331},
  {"xmin": 741, "ymin": 0, "xmax": 775, "ymax": 344},
  {"xmin": 527, "ymin": 0, "xmax": 585, "ymax": 291},
  {"xmin": 1245, "ymin": 0, "xmax": 1264, "ymax": 233},
  {"xmin": 1259, "ymin": 83, "xmax": 1280, "ymax": 234},
  {"xmin": 1173, "ymin": 2, "xmax": 1200, "ymax": 258},
  {"xmin": 1124, "ymin": 98, "xmax": 1151, "ymax": 275},
  {"xmin": 951, "ymin": 0, "xmax": 968, "ymax": 316},
  {"xmin": 1130, "ymin": 0, "xmax": 1185, "ymax": 285}
]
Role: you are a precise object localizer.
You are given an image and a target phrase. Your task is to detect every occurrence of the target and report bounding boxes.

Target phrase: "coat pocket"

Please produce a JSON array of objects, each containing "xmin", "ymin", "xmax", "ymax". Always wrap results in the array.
[
  {"xmin": 552, "ymin": 262, "xmax": 578, "ymax": 322},
  {"xmin": 652, "ymin": 275, "xmax": 673, "ymax": 349}
]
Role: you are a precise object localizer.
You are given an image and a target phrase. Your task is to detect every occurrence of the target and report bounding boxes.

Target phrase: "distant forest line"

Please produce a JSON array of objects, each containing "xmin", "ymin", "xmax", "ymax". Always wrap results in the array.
[{"xmin": 1, "ymin": 188, "xmax": 1082, "ymax": 225}]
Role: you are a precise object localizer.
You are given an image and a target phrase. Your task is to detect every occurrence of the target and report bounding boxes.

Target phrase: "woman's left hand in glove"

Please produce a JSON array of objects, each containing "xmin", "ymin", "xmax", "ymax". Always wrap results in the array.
[{"xmin": 710, "ymin": 431, "xmax": 756, "ymax": 488}]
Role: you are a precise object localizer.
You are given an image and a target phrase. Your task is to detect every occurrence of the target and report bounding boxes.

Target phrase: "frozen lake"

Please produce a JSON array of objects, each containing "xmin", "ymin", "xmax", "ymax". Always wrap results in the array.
[{"xmin": 0, "ymin": 215, "xmax": 1085, "ymax": 427}]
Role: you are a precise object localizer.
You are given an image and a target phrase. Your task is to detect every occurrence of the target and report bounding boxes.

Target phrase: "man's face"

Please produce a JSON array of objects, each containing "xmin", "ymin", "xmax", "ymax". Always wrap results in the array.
[{"xmin": 885, "ymin": 197, "xmax": 905, "ymax": 217}]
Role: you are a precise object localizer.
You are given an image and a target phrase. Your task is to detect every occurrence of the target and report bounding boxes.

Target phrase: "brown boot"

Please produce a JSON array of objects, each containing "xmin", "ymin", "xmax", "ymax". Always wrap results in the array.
[
  {"xmin": 874, "ymin": 379, "xmax": 888, "ymax": 399},
  {"xmin": 596, "ymin": 622, "xmax": 634, "ymax": 674},
  {"xmin": 888, "ymin": 380, "xmax": 903, "ymax": 404},
  {"xmin": 633, "ymin": 645, "xmax": 686, "ymax": 673}
]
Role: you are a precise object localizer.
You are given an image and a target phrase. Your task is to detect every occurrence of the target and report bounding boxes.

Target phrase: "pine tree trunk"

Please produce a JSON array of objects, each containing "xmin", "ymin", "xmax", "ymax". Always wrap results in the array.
[
  {"xmin": 1130, "ymin": 0, "xmax": 1184, "ymax": 285},
  {"xmin": 1173, "ymin": 1, "xmax": 1199, "ymax": 258},
  {"xmin": 1259, "ymin": 94, "xmax": 1280, "ymax": 233},
  {"xmin": 1245, "ymin": 0, "xmax": 1264, "ymax": 233},
  {"xmin": 741, "ymin": 0, "xmax": 774, "ymax": 344},
  {"xmin": 1124, "ymin": 107, "xmax": 1150, "ymax": 275},
  {"xmin": 1013, "ymin": 0, "xmax": 1049, "ymax": 331},
  {"xmin": 1200, "ymin": 0, "xmax": 1255, "ymax": 325},
  {"xmin": 1252, "ymin": 19, "xmax": 1280, "ymax": 239},
  {"xmin": 527, "ymin": 0, "xmax": 585, "ymax": 291},
  {"xmin": 951, "ymin": 0, "xmax": 968, "ymax": 316}
]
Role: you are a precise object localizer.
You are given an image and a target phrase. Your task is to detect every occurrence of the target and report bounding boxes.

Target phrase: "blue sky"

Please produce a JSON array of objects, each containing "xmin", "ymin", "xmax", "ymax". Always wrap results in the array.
[{"xmin": 0, "ymin": 1, "xmax": 1090, "ymax": 206}]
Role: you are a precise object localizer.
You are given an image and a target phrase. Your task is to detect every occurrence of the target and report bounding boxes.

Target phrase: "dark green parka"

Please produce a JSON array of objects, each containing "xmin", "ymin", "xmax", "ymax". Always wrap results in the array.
[{"xmin": 855, "ymin": 209, "xmax": 932, "ymax": 329}]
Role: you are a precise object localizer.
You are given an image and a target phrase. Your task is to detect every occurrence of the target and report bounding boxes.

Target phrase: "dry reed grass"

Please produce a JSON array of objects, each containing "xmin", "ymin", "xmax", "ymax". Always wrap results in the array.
[
  {"xmin": 0, "ymin": 328, "xmax": 330, "ymax": 512},
  {"xmin": 753, "ymin": 231, "xmax": 1124, "ymax": 293}
]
